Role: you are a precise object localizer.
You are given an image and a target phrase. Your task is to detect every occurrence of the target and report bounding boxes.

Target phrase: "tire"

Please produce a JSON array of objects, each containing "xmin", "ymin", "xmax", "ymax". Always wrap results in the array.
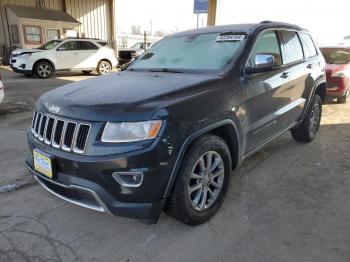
[
  {"xmin": 97, "ymin": 60, "xmax": 111, "ymax": 75},
  {"xmin": 82, "ymin": 70, "xmax": 92, "ymax": 75},
  {"xmin": 337, "ymin": 90, "xmax": 349, "ymax": 103},
  {"xmin": 34, "ymin": 61, "xmax": 53, "ymax": 79},
  {"xmin": 291, "ymin": 94, "xmax": 322, "ymax": 143},
  {"xmin": 165, "ymin": 134, "xmax": 232, "ymax": 226}
]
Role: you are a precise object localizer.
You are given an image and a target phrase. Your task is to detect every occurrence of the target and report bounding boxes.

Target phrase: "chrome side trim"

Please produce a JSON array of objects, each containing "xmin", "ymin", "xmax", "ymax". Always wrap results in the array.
[
  {"xmin": 274, "ymin": 98, "xmax": 306, "ymax": 116},
  {"xmin": 31, "ymin": 171, "xmax": 109, "ymax": 213}
]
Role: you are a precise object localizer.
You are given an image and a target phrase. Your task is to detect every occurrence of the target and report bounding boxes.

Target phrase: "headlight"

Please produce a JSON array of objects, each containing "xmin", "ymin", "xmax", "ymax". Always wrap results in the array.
[
  {"xmin": 20, "ymin": 53, "xmax": 32, "ymax": 59},
  {"xmin": 331, "ymin": 70, "xmax": 350, "ymax": 78},
  {"xmin": 101, "ymin": 120, "xmax": 162, "ymax": 143}
]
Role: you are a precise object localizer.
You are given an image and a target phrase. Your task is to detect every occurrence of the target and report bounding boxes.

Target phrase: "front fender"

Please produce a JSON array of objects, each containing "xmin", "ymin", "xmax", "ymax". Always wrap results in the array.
[{"xmin": 162, "ymin": 117, "xmax": 243, "ymax": 199}]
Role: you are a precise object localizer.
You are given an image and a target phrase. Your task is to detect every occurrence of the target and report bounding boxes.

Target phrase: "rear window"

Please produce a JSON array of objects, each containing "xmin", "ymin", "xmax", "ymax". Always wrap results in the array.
[
  {"xmin": 320, "ymin": 48, "xmax": 350, "ymax": 64},
  {"xmin": 98, "ymin": 41, "xmax": 108, "ymax": 46},
  {"xmin": 280, "ymin": 31, "xmax": 304, "ymax": 64},
  {"xmin": 79, "ymin": 41, "xmax": 98, "ymax": 50},
  {"xmin": 299, "ymin": 33, "xmax": 317, "ymax": 58}
]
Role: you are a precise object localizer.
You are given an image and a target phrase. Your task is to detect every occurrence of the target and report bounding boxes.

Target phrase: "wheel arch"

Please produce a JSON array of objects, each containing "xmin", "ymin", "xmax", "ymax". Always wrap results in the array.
[
  {"xmin": 163, "ymin": 119, "xmax": 242, "ymax": 199},
  {"xmin": 98, "ymin": 58, "xmax": 112, "ymax": 67},
  {"xmin": 33, "ymin": 59, "xmax": 56, "ymax": 72}
]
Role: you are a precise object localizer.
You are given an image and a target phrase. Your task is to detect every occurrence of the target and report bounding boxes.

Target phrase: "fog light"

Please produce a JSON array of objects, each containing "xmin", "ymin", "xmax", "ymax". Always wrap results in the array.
[{"xmin": 112, "ymin": 172, "xmax": 143, "ymax": 187}]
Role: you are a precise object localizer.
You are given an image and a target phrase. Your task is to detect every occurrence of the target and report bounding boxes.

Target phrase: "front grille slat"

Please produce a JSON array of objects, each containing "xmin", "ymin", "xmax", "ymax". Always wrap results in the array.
[
  {"xmin": 39, "ymin": 115, "xmax": 47, "ymax": 141},
  {"xmin": 73, "ymin": 124, "xmax": 90, "ymax": 153},
  {"xmin": 31, "ymin": 111, "xmax": 90, "ymax": 154}
]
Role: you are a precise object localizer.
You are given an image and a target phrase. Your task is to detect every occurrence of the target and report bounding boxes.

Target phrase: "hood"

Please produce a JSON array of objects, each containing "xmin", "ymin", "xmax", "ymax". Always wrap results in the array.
[
  {"xmin": 325, "ymin": 63, "xmax": 350, "ymax": 77},
  {"xmin": 37, "ymin": 71, "xmax": 219, "ymax": 122},
  {"xmin": 12, "ymin": 48, "xmax": 43, "ymax": 55}
]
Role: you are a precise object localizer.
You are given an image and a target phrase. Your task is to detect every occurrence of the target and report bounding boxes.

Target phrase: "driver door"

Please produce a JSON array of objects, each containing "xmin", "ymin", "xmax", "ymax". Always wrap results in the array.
[{"xmin": 242, "ymin": 30, "xmax": 291, "ymax": 153}]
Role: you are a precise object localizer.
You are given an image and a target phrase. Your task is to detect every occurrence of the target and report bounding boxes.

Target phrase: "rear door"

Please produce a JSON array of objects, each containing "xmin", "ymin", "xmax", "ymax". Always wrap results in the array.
[
  {"xmin": 274, "ymin": 30, "xmax": 310, "ymax": 129},
  {"xmin": 76, "ymin": 41, "xmax": 100, "ymax": 69}
]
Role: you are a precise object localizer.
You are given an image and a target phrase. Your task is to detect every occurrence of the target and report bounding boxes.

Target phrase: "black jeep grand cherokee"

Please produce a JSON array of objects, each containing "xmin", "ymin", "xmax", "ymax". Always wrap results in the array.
[{"xmin": 26, "ymin": 21, "xmax": 326, "ymax": 225}]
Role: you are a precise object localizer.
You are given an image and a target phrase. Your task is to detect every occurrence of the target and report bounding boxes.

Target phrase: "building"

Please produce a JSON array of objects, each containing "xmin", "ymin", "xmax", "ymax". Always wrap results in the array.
[{"xmin": 0, "ymin": 0, "xmax": 115, "ymax": 64}]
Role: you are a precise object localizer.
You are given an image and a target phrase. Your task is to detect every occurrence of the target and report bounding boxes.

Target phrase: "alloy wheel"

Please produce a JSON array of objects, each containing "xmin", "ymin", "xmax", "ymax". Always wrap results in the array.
[
  {"xmin": 38, "ymin": 64, "xmax": 51, "ymax": 78},
  {"xmin": 187, "ymin": 151, "xmax": 225, "ymax": 211},
  {"xmin": 309, "ymin": 103, "xmax": 320, "ymax": 137},
  {"xmin": 99, "ymin": 62, "xmax": 111, "ymax": 74}
]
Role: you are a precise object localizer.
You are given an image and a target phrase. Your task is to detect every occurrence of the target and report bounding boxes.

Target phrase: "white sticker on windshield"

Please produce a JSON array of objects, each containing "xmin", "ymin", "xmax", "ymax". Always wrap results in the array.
[{"xmin": 216, "ymin": 34, "xmax": 246, "ymax": 42}]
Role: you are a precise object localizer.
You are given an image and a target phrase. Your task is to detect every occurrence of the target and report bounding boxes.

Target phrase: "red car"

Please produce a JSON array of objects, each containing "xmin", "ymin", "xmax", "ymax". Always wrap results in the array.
[{"xmin": 320, "ymin": 47, "xmax": 350, "ymax": 103}]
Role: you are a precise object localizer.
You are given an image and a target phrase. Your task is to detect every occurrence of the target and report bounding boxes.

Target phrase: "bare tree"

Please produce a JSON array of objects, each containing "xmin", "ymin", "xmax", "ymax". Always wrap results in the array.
[{"xmin": 131, "ymin": 25, "xmax": 142, "ymax": 35}]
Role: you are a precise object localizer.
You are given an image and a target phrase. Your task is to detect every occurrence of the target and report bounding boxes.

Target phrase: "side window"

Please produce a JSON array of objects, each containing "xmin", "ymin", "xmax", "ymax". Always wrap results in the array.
[
  {"xmin": 59, "ymin": 41, "xmax": 78, "ymax": 50},
  {"xmin": 79, "ymin": 41, "xmax": 98, "ymax": 50},
  {"xmin": 248, "ymin": 30, "xmax": 282, "ymax": 67},
  {"xmin": 299, "ymin": 33, "xmax": 317, "ymax": 58},
  {"xmin": 280, "ymin": 31, "xmax": 304, "ymax": 64}
]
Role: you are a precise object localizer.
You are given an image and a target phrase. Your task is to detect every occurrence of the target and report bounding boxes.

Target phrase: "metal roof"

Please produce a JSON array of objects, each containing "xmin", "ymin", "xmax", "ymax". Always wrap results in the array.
[{"xmin": 7, "ymin": 5, "xmax": 80, "ymax": 24}]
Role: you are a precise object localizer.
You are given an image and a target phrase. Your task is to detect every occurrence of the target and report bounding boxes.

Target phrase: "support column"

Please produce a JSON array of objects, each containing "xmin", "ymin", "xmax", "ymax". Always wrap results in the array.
[{"xmin": 207, "ymin": 0, "xmax": 217, "ymax": 27}]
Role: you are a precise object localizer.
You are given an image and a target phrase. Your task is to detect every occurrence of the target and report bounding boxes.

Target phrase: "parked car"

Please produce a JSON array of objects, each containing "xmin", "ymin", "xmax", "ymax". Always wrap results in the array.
[
  {"xmin": 26, "ymin": 21, "xmax": 326, "ymax": 225},
  {"xmin": 320, "ymin": 46, "xmax": 350, "ymax": 103},
  {"xmin": 117, "ymin": 42, "xmax": 152, "ymax": 67},
  {"xmin": 10, "ymin": 38, "xmax": 117, "ymax": 78},
  {"xmin": 0, "ymin": 72, "xmax": 4, "ymax": 104}
]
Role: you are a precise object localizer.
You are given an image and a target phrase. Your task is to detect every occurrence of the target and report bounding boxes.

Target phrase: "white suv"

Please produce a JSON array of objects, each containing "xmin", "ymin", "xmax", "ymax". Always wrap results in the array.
[{"xmin": 10, "ymin": 38, "xmax": 118, "ymax": 78}]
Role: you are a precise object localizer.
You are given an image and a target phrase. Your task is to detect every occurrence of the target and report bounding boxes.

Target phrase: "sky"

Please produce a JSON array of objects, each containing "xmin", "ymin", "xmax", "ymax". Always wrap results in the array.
[{"xmin": 115, "ymin": 0, "xmax": 350, "ymax": 45}]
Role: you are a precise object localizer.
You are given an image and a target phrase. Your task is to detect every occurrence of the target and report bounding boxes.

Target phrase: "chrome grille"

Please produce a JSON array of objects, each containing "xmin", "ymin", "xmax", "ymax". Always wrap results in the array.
[{"xmin": 31, "ymin": 111, "xmax": 91, "ymax": 154}]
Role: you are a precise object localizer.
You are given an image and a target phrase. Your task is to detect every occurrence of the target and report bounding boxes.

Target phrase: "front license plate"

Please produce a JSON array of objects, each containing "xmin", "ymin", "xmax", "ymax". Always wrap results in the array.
[{"xmin": 33, "ymin": 149, "xmax": 53, "ymax": 178}]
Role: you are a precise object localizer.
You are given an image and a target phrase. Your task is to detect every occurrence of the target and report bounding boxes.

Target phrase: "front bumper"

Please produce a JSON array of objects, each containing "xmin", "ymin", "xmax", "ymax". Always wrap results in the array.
[
  {"xmin": 26, "ymin": 130, "xmax": 177, "ymax": 223},
  {"xmin": 11, "ymin": 65, "xmax": 32, "ymax": 75},
  {"xmin": 26, "ymin": 156, "xmax": 167, "ymax": 223}
]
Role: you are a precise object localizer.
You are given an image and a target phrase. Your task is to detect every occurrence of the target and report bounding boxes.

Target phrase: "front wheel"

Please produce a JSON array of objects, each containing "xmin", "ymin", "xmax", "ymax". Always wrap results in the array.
[
  {"xmin": 97, "ymin": 61, "xmax": 111, "ymax": 75},
  {"xmin": 291, "ymin": 94, "xmax": 322, "ymax": 143},
  {"xmin": 165, "ymin": 135, "xmax": 232, "ymax": 225},
  {"xmin": 35, "ymin": 61, "xmax": 53, "ymax": 79}
]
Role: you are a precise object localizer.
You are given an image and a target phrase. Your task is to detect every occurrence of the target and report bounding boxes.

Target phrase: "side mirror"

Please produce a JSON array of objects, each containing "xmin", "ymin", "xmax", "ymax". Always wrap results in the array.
[
  {"xmin": 245, "ymin": 53, "xmax": 281, "ymax": 74},
  {"xmin": 57, "ymin": 46, "xmax": 66, "ymax": 51},
  {"xmin": 255, "ymin": 53, "xmax": 276, "ymax": 67}
]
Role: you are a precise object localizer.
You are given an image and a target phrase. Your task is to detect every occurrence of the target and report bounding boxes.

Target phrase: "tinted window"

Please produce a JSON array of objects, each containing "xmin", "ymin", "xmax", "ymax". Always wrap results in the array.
[
  {"xmin": 248, "ymin": 30, "xmax": 282, "ymax": 67},
  {"xmin": 280, "ymin": 31, "xmax": 304, "ymax": 64},
  {"xmin": 59, "ymin": 41, "xmax": 79, "ymax": 50},
  {"xmin": 299, "ymin": 33, "xmax": 317, "ymax": 58},
  {"xmin": 320, "ymin": 48, "xmax": 350, "ymax": 64},
  {"xmin": 98, "ymin": 41, "xmax": 108, "ymax": 46},
  {"xmin": 79, "ymin": 41, "xmax": 98, "ymax": 50}
]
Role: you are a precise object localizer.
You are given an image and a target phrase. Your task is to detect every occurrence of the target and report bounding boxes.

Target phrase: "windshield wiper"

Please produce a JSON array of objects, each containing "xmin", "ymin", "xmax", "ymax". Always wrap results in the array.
[{"xmin": 148, "ymin": 68, "xmax": 183, "ymax": 73}]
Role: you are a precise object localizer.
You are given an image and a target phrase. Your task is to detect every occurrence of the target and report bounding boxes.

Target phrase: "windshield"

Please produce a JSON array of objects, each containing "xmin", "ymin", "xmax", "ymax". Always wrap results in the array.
[
  {"xmin": 320, "ymin": 48, "xmax": 350, "ymax": 64},
  {"xmin": 128, "ymin": 32, "xmax": 245, "ymax": 73},
  {"xmin": 38, "ymin": 40, "xmax": 62, "ymax": 50}
]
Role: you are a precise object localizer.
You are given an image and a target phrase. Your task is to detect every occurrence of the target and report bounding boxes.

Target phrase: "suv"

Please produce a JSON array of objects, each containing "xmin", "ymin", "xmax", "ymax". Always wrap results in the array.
[
  {"xmin": 117, "ymin": 42, "xmax": 152, "ymax": 67},
  {"xmin": 26, "ymin": 22, "xmax": 326, "ymax": 225},
  {"xmin": 320, "ymin": 46, "xmax": 350, "ymax": 103},
  {"xmin": 10, "ymin": 38, "xmax": 117, "ymax": 78}
]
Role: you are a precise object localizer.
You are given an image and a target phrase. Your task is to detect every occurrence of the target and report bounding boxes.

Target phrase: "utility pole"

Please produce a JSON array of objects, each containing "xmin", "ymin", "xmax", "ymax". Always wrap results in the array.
[{"xmin": 207, "ymin": 0, "xmax": 217, "ymax": 26}]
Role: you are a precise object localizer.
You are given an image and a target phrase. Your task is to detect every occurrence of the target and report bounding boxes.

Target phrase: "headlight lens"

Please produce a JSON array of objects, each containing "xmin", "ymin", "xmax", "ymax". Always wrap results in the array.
[{"xmin": 101, "ymin": 120, "xmax": 162, "ymax": 143}]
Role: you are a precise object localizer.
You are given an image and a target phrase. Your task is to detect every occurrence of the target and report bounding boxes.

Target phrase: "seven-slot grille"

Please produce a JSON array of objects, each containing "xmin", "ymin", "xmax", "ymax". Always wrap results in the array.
[{"xmin": 31, "ymin": 111, "xmax": 91, "ymax": 154}]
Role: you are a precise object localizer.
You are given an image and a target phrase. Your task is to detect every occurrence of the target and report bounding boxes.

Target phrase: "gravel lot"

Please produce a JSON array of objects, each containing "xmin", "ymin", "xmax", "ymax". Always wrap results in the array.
[{"xmin": 0, "ymin": 66, "xmax": 349, "ymax": 262}]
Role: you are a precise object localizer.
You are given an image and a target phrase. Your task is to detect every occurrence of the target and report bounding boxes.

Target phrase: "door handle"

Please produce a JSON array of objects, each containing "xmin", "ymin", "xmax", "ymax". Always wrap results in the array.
[
  {"xmin": 307, "ymin": 64, "xmax": 313, "ymax": 69},
  {"xmin": 280, "ymin": 72, "xmax": 290, "ymax": 78}
]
